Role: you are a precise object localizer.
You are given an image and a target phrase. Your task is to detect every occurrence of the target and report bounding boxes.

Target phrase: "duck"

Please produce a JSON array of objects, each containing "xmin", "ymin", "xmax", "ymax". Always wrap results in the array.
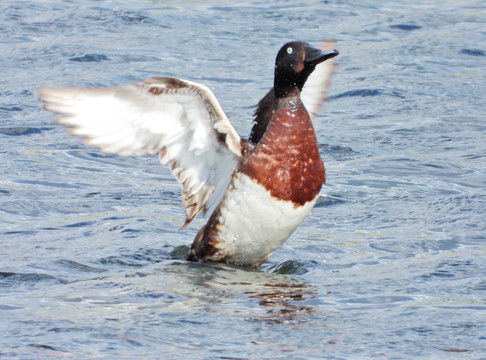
[{"xmin": 39, "ymin": 41, "xmax": 339, "ymax": 267}]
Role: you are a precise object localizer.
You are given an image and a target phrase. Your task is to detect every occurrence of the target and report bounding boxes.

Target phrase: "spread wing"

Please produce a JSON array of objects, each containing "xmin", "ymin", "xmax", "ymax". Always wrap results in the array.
[
  {"xmin": 39, "ymin": 77, "xmax": 242, "ymax": 228},
  {"xmin": 300, "ymin": 41, "xmax": 338, "ymax": 120},
  {"xmin": 250, "ymin": 42, "xmax": 337, "ymax": 144}
]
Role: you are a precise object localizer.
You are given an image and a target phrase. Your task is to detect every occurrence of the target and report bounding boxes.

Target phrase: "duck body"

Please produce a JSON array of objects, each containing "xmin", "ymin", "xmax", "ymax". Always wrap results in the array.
[
  {"xmin": 39, "ymin": 41, "xmax": 338, "ymax": 267},
  {"xmin": 189, "ymin": 95, "xmax": 325, "ymax": 266}
]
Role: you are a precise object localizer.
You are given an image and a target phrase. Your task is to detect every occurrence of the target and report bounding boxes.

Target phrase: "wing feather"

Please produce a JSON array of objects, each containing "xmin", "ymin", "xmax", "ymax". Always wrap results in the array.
[
  {"xmin": 301, "ymin": 41, "xmax": 338, "ymax": 121},
  {"xmin": 39, "ymin": 77, "xmax": 242, "ymax": 227}
]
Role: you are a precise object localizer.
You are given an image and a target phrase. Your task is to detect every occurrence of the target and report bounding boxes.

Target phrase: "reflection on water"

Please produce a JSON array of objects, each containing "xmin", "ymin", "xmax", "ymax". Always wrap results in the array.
[
  {"xmin": 161, "ymin": 260, "xmax": 316, "ymax": 323},
  {"xmin": 246, "ymin": 282, "xmax": 315, "ymax": 323},
  {"xmin": 165, "ymin": 247, "xmax": 316, "ymax": 323},
  {"xmin": 8, "ymin": 254, "xmax": 318, "ymax": 327}
]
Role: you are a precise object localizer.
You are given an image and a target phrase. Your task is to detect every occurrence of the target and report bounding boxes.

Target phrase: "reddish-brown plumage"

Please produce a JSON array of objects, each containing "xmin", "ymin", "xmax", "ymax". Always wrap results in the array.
[{"xmin": 240, "ymin": 97, "xmax": 325, "ymax": 206}]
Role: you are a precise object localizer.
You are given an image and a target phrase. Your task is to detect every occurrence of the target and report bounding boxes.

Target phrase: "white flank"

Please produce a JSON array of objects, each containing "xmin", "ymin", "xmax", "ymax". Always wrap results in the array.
[{"xmin": 214, "ymin": 173, "xmax": 318, "ymax": 266}]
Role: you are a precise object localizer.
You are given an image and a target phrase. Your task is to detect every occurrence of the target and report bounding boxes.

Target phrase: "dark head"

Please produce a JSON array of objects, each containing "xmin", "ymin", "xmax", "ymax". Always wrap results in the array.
[{"xmin": 274, "ymin": 41, "xmax": 339, "ymax": 98}]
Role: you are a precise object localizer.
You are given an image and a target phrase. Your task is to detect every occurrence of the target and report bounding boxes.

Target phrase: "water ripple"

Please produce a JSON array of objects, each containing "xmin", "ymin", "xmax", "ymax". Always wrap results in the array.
[
  {"xmin": 459, "ymin": 48, "xmax": 486, "ymax": 57},
  {"xmin": 0, "ymin": 127, "xmax": 52, "ymax": 136},
  {"xmin": 389, "ymin": 24, "xmax": 422, "ymax": 31},
  {"xmin": 69, "ymin": 54, "xmax": 110, "ymax": 62}
]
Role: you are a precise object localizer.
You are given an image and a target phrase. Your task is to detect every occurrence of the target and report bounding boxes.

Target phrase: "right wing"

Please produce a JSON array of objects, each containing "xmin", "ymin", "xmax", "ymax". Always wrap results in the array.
[
  {"xmin": 39, "ymin": 77, "xmax": 242, "ymax": 228},
  {"xmin": 300, "ymin": 41, "xmax": 338, "ymax": 121}
]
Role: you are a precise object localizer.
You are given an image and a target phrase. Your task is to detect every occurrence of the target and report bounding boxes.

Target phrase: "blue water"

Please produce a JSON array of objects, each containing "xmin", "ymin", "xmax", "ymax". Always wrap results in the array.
[{"xmin": 1, "ymin": 1, "xmax": 486, "ymax": 359}]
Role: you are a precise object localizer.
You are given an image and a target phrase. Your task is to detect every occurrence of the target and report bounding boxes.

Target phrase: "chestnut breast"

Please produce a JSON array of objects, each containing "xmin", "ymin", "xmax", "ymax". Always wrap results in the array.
[{"xmin": 241, "ymin": 100, "xmax": 325, "ymax": 205}]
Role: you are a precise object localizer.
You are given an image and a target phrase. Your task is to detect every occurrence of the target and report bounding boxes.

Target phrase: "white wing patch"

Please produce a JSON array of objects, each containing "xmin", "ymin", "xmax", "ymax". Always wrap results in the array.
[
  {"xmin": 39, "ymin": 77, "xmax": 242, "ymax": 227},
  {"xmin": 301, "ymin": 42, "xmax": 338, "ymax": 120}
]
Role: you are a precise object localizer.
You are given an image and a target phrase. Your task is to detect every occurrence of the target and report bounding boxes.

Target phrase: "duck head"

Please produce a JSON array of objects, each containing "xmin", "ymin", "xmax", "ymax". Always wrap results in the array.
[{"xmin": 274, "ymin": 41, "xmax": 339, "ymax": 98}]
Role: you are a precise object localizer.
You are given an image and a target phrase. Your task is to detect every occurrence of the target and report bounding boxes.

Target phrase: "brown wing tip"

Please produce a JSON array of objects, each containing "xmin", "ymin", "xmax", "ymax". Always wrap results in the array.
[
  {"xmin": 320, "ymin": 41, "xmax": 338, "ymax": 68},
  {"xmin": 179, "ymin": 219, "xmax": 191, "ymax": 231},
  {"xmin": 144, "ymin": 77, "xmax": 187, "ymax": 89},
  {"xmin": 320, "ymin": 41, "xmax": 338, "ymax": 51},
  {"xmin": 178, "ymin": 201, "xmax": 205, "ymax": 231},
  {"xmin": 320, "ymin": 41, "xmax": 338, "ymax": 70}
]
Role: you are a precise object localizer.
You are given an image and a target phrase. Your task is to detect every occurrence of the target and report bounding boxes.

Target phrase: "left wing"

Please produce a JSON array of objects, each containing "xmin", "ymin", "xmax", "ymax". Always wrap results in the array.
[{"xmin": 39, "ymin": 77, "xmax": 242, "ymax": 228}]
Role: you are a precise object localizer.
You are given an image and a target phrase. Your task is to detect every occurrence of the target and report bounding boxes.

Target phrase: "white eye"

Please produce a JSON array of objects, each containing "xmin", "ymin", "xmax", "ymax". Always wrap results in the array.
[{"xmin": 287, "ymin": 47, "xmax": 293, "ymax": 54}]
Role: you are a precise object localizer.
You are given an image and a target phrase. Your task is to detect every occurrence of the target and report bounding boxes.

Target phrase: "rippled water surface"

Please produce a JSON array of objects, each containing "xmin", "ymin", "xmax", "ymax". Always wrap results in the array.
[{"xmin": 1, "ymin": 0, "xmax": 486, "ymax": 359}]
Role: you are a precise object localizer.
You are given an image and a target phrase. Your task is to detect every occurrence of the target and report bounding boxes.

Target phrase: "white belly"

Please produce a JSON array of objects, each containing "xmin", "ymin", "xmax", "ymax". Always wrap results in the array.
[{"xmin": 213, "ymin": 172, "xmax": 318, "ymax": 266}]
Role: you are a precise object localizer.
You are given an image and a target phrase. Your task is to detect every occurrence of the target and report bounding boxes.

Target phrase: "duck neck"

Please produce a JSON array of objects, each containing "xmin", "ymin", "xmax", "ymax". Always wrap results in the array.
[
  {"xmin": 274, "ymin": 67, "xmax": 305, "ymax": 99},
  {"xmin": 274, "ymin": 88, "xmax": 303, "ymax": 113},
  {"xmin": 274, "ymin": 82, "xmax": 301, "ymax": 99}
]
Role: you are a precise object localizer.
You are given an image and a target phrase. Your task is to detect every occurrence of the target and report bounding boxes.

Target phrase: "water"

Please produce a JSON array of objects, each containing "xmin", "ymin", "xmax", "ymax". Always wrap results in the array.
[{"xmin": 1, "ymin": 0, "xmax": 485, "ymax": 358}]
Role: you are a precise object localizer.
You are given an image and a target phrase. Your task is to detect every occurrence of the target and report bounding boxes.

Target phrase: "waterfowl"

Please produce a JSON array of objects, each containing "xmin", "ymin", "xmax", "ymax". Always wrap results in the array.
[{"xmin": 39, "ymin": 41, "xmax": 339, "ymax": 267}]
